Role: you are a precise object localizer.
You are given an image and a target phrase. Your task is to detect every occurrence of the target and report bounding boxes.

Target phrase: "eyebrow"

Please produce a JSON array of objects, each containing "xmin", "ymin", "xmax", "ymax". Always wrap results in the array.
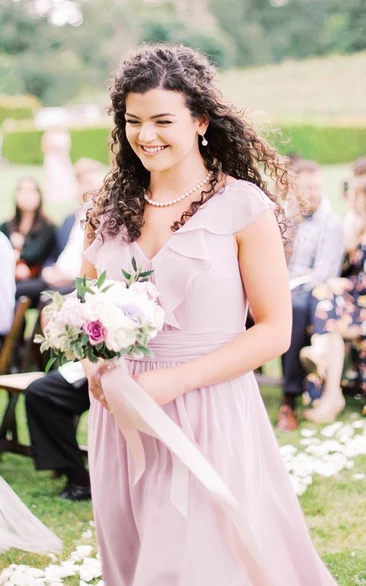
[{"xmin": 125, "ymin": 112, "xmax": 177, "ymax": 120}]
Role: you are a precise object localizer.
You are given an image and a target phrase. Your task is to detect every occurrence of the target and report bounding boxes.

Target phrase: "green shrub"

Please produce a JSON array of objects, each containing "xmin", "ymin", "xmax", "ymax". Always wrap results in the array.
[
  {"xmin": 70, "ymin": 127, "xmax": 111, "ymax": 165},
  {"xmin": 2, "ymin": 126, "xmax": 43, "ymax": 164},
  {"xmin": 274, "ymin": 124, "xmax": 366, "ymax": 165},
  {"xmin": 3, "ymin": 122, "xmax": 366, "ymax": 166},
  {"xmin": 141, "ymin": 19, "xmax": 232, "ymax": 68},
  {"xmin": 0, "ymin": 94, "xmax": 40, "ymax": 125},
  {"xmin": 2, "ymin": 125, "xmax": 111, "ymax": 165}
]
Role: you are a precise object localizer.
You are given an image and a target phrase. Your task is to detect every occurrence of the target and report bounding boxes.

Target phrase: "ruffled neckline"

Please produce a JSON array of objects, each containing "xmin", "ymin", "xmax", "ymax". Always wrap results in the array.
[{"xmin": 133, "ymin": 180, "xmax": 249, "ymax": 263}]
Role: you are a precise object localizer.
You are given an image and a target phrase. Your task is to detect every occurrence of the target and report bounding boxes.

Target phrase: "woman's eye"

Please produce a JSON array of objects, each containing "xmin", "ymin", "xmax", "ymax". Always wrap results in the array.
[
  {"xmin": 126, "ymin": 120, "xmax": 140, "ymax": 125},
  {"xmin": 156, "ymin": 120, "xmax": 172, "ymax": 125}
]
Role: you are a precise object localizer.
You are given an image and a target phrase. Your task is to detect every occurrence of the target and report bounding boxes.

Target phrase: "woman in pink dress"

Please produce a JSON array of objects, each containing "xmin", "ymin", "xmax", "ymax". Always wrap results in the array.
[{"xmin": 80, "ymin": 43, "xmax": 338, "ymax": 585}]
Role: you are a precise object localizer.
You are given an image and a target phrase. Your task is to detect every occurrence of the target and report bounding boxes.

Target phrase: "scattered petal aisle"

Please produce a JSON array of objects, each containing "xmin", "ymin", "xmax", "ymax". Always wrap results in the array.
[
  {"xmin": 282, "ymin": 414, "xmax": 366, "ymax": 496},
  {"xmin": 1, "ymin": 415, "xmax": 365, "ymax": 585}
]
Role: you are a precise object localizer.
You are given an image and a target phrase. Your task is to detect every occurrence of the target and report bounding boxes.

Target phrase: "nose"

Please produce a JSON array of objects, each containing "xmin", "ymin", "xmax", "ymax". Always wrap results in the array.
[{"xmin": 138, "ymin": 122, "xmax": 158, "ymax": 144}]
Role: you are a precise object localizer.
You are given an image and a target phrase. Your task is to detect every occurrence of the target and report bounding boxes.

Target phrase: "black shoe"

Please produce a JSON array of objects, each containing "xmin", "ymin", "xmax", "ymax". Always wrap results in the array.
[{"xmin": 60, "ymin": 482, "xmax": 91, "ymax": 501}]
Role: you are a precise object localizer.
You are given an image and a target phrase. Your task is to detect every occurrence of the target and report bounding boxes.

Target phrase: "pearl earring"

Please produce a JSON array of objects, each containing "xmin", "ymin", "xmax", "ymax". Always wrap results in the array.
[{"xmin": 201, "ymin": 134, "xmax": 208, "ymax": 147}]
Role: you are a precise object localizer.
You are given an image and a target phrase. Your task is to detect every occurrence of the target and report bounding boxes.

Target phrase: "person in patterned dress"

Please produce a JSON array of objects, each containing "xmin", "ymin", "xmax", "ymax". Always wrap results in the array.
[{"xmin": 300, "ymin": 176, "xmax": 366, "ymax": 422}]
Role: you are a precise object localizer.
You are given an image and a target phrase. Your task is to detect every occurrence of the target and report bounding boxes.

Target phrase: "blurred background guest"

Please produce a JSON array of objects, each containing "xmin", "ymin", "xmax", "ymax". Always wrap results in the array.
[
  {"xmin": 42, "ymin": 125, "xmax": 77, "ymax": 204},
  {"xmin": 277, "ymin": 159, "xmax": 345, "ymax": 431},
  {"xmin": 0, "ymin": 177, "xmax": 56, "ymax": 286},
  {"xmin": 300, "ymin": 175, "xmax": 366, "ymax": 422},
  {"xmin": 15, "ymin": 158, "xmax": 105, "ymax": 307},
  {"xmin": 343, "ymin": 156, "xmax": 366, "ymax": 245}
]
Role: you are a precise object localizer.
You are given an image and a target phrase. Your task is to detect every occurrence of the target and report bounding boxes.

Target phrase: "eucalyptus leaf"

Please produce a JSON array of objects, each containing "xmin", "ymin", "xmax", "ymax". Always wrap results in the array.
[
  {"xmin": 96, "ymin": 271, "xmax": 107, "ymax": 288},
  {"xmin": 45, "ymin": 356, "xmax": 57, "ymax": 374},
  {"xmin": 122, "ymin": 269, "xmax": 131, "ymax": 280},
  {"xmin": 139, "ymin": 270, "xmax": 154, "ymax": 279}
]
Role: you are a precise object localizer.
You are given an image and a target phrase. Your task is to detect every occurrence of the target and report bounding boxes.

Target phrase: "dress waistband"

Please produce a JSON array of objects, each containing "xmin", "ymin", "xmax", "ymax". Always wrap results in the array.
[{"xmin": 128, "ymin": 330, "xmax": 242, "ymax": 362}]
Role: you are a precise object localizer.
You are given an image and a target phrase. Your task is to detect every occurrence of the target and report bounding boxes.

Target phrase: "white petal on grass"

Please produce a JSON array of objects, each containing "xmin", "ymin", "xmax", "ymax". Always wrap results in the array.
[
  {"xmin": 299, "ymin": 438, "xmax": 321, "ymax": 446},
  {"xmin": 320, "ymin": 422, "xmax": 344, "ymax": 438},
  {"xmin": 300, "ymin": 428, "xmax": 318, "ymax": 438}
]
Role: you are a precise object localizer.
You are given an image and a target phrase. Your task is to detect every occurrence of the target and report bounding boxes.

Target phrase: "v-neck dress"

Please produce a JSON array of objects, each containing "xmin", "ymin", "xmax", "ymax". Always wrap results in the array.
[{"xmin": 84, "ymin": 180, "xmax": 338, "ymax": 586}]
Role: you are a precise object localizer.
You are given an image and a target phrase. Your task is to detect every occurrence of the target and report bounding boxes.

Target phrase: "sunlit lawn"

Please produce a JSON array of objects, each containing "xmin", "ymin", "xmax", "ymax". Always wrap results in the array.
[{"xmin": 0, "ymin": 164, "xmax": 365, "ymax": 584}]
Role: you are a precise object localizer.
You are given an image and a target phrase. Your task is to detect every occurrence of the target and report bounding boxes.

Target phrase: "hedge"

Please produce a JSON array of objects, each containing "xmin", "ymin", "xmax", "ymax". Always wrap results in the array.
[
  {"xmin": 274, "ymin": 124, "xmax": 366, "ymax": 165},
  {"xmin": 0, "ymin": 94, "xmax": 41, "ymax": 126},
  {"xmin": 2, "ymin": 126, "xmax": 111, "ymax": 166},
  {"xmin": 2, "ymin": 123, "xmax": 366, "ymax": 166}
]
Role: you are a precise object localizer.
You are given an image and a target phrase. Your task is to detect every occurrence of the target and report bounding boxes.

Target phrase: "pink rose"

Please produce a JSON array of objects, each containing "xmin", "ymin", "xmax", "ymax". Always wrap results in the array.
[{"xmin": 83, "ymin": 320, "xmax": 107, "ymax": 346}]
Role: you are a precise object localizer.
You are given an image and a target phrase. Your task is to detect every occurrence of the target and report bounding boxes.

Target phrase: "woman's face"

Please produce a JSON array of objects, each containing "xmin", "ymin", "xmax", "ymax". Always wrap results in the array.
[
  {"xmin": 15, "ymin": 179, "xmax": 41, "ymax": 213},
  {"xmin": 125, "ymin": 88, "xmax": 207, "ymax": 174}
]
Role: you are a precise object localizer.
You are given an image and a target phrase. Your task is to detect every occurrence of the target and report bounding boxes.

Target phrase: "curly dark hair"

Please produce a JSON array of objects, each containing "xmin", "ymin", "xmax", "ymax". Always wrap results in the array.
[{"xmin": 88, "ymin": 42, "xmax": 297, "ymax": 246}]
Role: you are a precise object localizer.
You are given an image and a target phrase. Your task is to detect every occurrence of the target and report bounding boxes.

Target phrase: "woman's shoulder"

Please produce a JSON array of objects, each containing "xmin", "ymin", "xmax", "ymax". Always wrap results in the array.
[
  {"xmin": 185, "ymin": 179, "xmax": 273, "ymax": 239},
  {"xmin": 206, "ymin": 179, "xmax": 273, "ymax": 232}
]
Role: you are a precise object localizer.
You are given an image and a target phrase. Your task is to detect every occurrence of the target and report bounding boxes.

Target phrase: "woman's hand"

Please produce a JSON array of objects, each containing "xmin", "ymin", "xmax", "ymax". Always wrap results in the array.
[
  {"xmin": 15, "ymin": 262, "xmax": 32, "ymax": 281},
  {"xmin": 10, "ymin": 231, "xmax": 25, "ymax": 250},
  {"xmin": 133, "ymin": 367, "xmax": 185, "ymax": 406},
  {"xmin": 86, "ymin": 359, "xmax": 110, "ymax": 410}
]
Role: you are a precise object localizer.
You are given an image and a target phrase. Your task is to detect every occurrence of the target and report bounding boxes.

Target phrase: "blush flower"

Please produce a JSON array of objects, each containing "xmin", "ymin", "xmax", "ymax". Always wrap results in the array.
[{"xmin": 83, "ymin": 320, "xmax": 107, "ymax": 346}]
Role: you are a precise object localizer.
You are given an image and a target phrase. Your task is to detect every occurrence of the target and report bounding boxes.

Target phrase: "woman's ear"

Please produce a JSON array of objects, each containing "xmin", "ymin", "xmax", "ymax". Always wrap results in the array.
[{"xmin": 197, "ymin": 114, "xmax": 209, "ymax": 136}]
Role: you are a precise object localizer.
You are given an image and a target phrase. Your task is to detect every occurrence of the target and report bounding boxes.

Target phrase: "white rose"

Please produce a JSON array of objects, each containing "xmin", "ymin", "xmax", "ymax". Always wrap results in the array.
[
  {"xmin": 105, "ymin": 315, "xmax": 137, "ymax": 352},
  {"xmin": 83, "ymin": 293, "xmax": 111, "ymax": 321},
  {"xmin": 102, "ymin": 281, "xmax": 129, "ymax": 306}
]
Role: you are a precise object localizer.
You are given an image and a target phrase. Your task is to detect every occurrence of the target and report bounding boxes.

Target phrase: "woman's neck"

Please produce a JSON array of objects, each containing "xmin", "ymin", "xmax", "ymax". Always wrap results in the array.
[
  {"xmin": 148, "ymin": 157, "xmax": 209, "ymax": 201},
  {"xmin": 18, "ymin": 212, "xmax": 35, "ymax": 234}
]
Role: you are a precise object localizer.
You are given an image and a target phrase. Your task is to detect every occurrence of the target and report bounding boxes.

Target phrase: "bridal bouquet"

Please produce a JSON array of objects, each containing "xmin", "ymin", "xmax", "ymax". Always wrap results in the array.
[{"xmin": 36, "ymin": 258, "xmax": 165, "ymax": 372}]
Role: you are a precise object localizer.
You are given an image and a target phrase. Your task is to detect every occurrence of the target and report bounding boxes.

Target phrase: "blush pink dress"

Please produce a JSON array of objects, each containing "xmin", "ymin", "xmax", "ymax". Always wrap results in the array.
[{"xmin": 84, "ymin": 181, "xmax": 338, "ymax": 586}]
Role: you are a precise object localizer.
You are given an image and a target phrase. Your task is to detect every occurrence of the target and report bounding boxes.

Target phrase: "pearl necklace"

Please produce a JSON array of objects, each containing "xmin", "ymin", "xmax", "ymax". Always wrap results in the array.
[{"xmin": 143, "ymin": 171, "xmax": 213, "ymax": 207}]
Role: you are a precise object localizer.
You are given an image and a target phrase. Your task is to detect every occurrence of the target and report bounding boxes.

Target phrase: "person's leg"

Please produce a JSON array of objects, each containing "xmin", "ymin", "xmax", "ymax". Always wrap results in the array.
[
  {"xmin": 278, "ymin": 288, "xmax": 311, "ymax": 430},
  {"xmin": 303, "ymin": 332, "xmax": 345, "ymax": 423},
  {"xmin": 25, "ymin": 371, "xmax": 90, "ymax": 499},
  {"xmin": 16, "ymin": 278, "xmax": 47, "ymax": 308}
]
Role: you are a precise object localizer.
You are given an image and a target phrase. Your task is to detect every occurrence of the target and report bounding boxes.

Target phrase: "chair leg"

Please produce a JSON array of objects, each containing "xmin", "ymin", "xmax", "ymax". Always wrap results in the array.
[
  {"xmin": 0, "ymin": 393, "xmax": 31, "ymax": 457},
  {"xmin": 0, "ymin": 393, "xmax": 20, "ymax": 440}
]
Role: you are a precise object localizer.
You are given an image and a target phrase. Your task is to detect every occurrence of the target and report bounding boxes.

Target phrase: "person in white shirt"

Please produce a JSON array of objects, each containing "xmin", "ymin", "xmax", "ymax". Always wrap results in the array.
[{"xmin": 0, "ymin": 232, "xmax": 16, "ymax": 337}]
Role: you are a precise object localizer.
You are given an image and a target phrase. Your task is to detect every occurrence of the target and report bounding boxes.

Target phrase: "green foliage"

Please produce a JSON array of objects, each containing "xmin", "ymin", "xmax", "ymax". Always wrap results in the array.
[
  {"xmin": 2, "ymin": 125, "xmax": 111, "ymax": 165},
  {"xmin": 3, "ymin": 121, "xmax": 366, "ymax": 166},
  {"xmin": 1, "ymin": 0, "xmax": 365, "ymax": 105},
  {"xmin": 2, "ymin": 126, "xmax": 43, "ymax": 164},
  {"xmin": 275, "ymin": 124, "xmax": 366, "ymax": 165},
  {"xmin": 141, "ymin": 18, "xmax": 233, "ymax": 68},
  {"xmin": 70, "ymin": 127, "xmax": 111, "ymax": 166},
  {"xmin": 0, "ymin": 93, "xmax": 40, "ymax": 125}
]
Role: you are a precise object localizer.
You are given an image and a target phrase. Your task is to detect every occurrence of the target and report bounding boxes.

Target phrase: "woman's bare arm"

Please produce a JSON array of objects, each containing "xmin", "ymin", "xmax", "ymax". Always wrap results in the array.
[{"xmin": 176, "ymin": 210, "xmax": 292, "ymax": 392}]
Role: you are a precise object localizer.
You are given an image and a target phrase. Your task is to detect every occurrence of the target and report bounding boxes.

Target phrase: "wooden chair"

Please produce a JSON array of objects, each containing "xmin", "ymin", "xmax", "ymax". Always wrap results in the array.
[{"xmin": 0, "ymin": 297, "xmax": 45, "ymax": 457}]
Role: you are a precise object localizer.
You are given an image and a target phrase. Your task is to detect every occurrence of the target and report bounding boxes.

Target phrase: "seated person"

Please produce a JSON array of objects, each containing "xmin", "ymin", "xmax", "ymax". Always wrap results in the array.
[
  {"xmin": 343, "ymin": 156, "xmax": 366, "ymax": 245},
  {"xmin": 300, "ymin": 176, "xmax": 366, "ymax": 423},
  {"xmin": 278, "ymin": 159, "xmax": 344, "ymax": 431},
  {"xmin": 0, "ymin": 232, "xmax": 16, "ymax": 341},
  {"xmin": 25, "ymin": 365, "xmax": 90, "ymax": 501},
  {"xmin": 16, "ymin": 158, "xmax": 106, "ymax": 307},
  {"xmin": 0, "ymin": 177, "xmax": 56, "ymax": 285}
]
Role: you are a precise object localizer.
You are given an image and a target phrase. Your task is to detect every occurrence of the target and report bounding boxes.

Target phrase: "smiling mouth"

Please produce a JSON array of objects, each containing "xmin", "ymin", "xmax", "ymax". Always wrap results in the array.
[{"xmin": 140, "ymin": 145, "xmax": 168, "ymax": 153}]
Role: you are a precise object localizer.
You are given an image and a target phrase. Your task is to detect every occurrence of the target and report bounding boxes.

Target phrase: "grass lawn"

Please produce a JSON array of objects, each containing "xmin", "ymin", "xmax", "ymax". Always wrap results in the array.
[
  {"xmin": 0, "ymin": 164, "xmax": 365, "ymax": 584},
  {"xmin": 219, "ymin": 52, "xmax": 366, "ymax": 125},
  {"xmin": 1, "ymin": 389, "xmax": 365, "ymax": 584}
]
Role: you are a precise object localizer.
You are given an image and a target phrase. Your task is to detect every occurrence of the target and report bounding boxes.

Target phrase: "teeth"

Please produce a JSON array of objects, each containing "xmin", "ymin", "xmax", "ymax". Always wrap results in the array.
[{"xmin": 142, "ymin": 146, "xmax": 166, "ymax": 153}]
